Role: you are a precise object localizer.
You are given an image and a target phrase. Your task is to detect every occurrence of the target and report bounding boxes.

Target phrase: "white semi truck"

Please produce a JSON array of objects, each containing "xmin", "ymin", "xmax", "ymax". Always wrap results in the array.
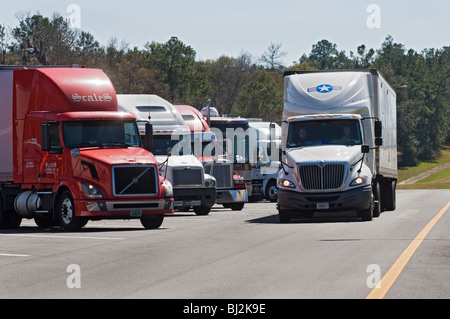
[
  {"xmin": 118, "ymin": 95, "xmax": 217, "ymax": 215},
  {"xmin": 278, "ymin": 69, "xmax": 397, "ymax": 222},
  {"xmin": 248, "ymin": 121, "xmax": 281, "ymax": 202}
]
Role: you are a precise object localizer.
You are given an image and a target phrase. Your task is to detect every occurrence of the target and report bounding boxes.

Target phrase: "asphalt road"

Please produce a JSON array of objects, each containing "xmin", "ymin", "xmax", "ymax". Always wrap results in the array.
[{"xmin": 1, "ymin": 189, "xmax": 449, "ymax": 300}]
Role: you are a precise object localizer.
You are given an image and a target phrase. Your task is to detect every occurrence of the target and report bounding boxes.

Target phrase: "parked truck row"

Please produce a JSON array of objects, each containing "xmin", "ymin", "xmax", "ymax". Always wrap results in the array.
[{"xmin": 0, "ymin": 66, "xmax": 397, "ymax": 230}]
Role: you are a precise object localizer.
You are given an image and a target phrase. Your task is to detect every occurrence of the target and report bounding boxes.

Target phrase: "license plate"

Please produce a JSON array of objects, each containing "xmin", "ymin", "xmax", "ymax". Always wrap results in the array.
[
  {"xmin": 130, "ymin": 210, "xmax": 142, "ymax": 217},
  {"xmin": 316, "ymin": 202, "xmax": 329, "ymax": 210}
]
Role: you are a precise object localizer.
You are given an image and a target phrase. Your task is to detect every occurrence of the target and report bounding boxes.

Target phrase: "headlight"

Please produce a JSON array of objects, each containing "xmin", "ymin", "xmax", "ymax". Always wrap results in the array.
[
  {"xmin": 279, "ymin": 179, "xmax": 296, "ymax": 189},
  {"xmin": 350, "ymin": 176, "xmax": 369, "ymax": 186},
  {"xmin": 81, "ymin": 183, "xmax": 103, "ymax": 199},
  {"xmin": 204, "ymin": 174, "xmax": 216, "ymax": 188},
  {"xmin": 205, "ymin": 180, "xmax": 216, "ymax": 187},
  {"xmin": 161, "ymin": 180, "xmax": 173, "ymax": 197}
]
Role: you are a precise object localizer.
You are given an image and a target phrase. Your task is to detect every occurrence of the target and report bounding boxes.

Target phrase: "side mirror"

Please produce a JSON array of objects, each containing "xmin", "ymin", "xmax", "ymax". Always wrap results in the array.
[
  {"xmin": 145, "ymin": 122, "xmax": 153, "ymax": 151},
  {"xmin": 375, "ymin": 137, "xmax": 383, "ymax": 147},
  {"xmin": 375, "ymin": 121, "xmax": 382, "ymax": 138},
  {"xmin": 269, "ymin": 122, "xmax": 276, "ymax": 140},
  {"xmin": 361, "ymin": 145, "xmax": 370, "ymax": 154}
]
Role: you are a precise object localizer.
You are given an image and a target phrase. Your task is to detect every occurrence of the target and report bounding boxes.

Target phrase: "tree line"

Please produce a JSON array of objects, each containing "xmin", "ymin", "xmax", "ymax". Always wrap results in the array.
[{"xmin": 1, "ymin": 13, "xmax": 448, "ymax": 167}]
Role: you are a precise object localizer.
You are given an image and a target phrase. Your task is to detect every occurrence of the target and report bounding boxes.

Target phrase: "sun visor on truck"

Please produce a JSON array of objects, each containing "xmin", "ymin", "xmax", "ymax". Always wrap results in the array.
[{"xmin": 13, "ymin": 68, "xmax": 118, "ymax": 120}]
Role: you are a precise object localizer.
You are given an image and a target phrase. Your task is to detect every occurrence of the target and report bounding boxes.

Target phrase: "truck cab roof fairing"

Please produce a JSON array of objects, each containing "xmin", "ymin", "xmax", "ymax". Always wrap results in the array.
[{"xmin": 14, "ymin": 68, "xmax": 118, "ymax": 120}]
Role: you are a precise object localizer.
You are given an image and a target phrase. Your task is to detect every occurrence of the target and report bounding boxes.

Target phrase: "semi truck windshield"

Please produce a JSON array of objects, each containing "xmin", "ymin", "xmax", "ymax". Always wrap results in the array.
[
  {"xmin": 151, "ymin": 135, "xmax": 191, "ymax": 156},
  {"xmin": 287, "ymin": 119, "xmax": 362, "ymax": 148},
  {"xmin": 63, "ymin": 120, "xmax": 141, "ymax": 148}
]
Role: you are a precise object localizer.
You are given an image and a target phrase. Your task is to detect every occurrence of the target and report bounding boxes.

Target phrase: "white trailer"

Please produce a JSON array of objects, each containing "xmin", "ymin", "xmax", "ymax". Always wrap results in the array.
[
  {"xmin": 118, "ymin": 95, "xmax": 217, "ymax": 215},
  {"xmin": 278, "ymin": 69, "xmax": 397, "ymax": 222}
]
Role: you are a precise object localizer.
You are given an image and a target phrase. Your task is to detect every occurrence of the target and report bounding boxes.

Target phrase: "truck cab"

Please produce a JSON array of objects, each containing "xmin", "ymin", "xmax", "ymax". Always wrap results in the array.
[
  {"xmin": 207, "ymin": 116, "xmax": 253, "ymax": 198},
  {"xmin": 175, "ymin": 105, "xmax": 248, "ymax": 210},
  {"xmin": 248, "ymin": 121, "xmax": 282, "ymax": 202},
  {"xmin": 118, "ymin": 95, "xmax": 216, "ymax": 215},
  {"xmin": 278, "ymin": 70, "xmax": 397, "ymax": 222},
  {"xmin": 0, "ymin": 66, "xmax": 173, "ymax": 231}
]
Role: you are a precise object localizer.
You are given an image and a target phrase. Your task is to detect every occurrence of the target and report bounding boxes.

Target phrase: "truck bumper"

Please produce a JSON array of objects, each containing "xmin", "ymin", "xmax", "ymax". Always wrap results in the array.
[
  {"xmin": 77, "ymin": 198, "xmax": 174, "ymax": 218},
  {"xmin": 277, "ymin": 185, "xmax": 372, "ymax": 213},
  {"xmin": 173, "ymin": 187, "xmax": 216, "ymax": 208},
  {"xmin": 216, "ymin": 189, "xmax": 248, "ymax": 204}
]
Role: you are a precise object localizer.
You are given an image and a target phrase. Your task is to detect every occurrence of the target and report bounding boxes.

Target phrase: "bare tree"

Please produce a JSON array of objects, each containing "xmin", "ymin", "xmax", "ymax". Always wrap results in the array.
[{"xmin": 260, "ymin": 42, "xmax": 287, "ymax": 71}]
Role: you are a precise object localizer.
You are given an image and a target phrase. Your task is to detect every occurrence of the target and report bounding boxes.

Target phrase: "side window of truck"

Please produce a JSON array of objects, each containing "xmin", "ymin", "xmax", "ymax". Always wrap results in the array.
[{"xmin": 49, "ymin": 122, "xmax": 61, "ymax": 152}]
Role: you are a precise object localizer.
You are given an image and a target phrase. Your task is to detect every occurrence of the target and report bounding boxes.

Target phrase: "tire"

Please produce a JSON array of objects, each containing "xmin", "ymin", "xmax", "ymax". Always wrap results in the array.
[
  {"xmin": 229, "ymin": 202, "xmax": 244, "ymax": 211},
  {"xmin": 278, "ymin": 204, "xmax": 291, "ymax": 223},
  {"xmin": 140, "ymin": 215, "xmax": 164, "ymax": 229},
  {"xmin": 193, "ymin": 205, "xmax": 211, "ymax": 215},
  {"xmin": 0, "ymin": 196, "xmax": 22, "ymax": 229},
  {"xmin": 383, "ymin": 180, "xmax": 396, "ymax": 211},
  {"xmin": 34, "ymin": 216, "xmax": 56, "ymax": 229},
  {"xmin": 58, "ymin": 190, "xmax": 86, "ymax": 231},
  {"xmin": 373, "ymin": 181, "xmax": 381, "ymax": 218},
  {"xmin": 265, "ymin": 180, "xmax": 278, "ymax": 202},
  {"xmin": 358, "ymin": 203, "xmax": 373, "ymax": 221},
  {"xmin": 279, "ymin": 211, "xmax": 291, "ymax": 223}
]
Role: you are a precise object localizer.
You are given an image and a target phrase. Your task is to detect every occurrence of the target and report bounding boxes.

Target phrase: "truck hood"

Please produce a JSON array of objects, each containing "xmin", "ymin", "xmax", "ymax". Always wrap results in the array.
[
  {"xmin": 155, "ymin": 154, "xmax": 203, "ymax": 169},
  {"xmin": 286, "ymin": 145, "xmax": 362, "ymax": 165},
  {"xmin": 79, "ymin": 147, "xmax": 157, "ymax": 165}
]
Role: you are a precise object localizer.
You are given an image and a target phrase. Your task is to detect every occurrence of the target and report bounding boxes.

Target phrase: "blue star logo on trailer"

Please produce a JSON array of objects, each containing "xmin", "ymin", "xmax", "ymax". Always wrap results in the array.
[{"xmin": 308, "ymin": 84, "xmax": 342, "ymax": 93}]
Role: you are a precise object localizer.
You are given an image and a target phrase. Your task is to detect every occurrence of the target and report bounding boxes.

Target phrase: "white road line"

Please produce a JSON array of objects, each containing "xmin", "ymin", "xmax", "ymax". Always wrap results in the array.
[
  {"xmin": 0, "ymin": 233, "xmax": 124, "ymax": 240},
  {"xmin": 0, "ymin": 253, "xmax": 31, "ymax": 257}
]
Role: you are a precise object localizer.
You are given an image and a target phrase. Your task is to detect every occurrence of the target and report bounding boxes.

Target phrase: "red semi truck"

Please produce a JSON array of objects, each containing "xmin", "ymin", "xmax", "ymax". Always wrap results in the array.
[{"xmin": 0, "ymin": 66, "xmax": 174, "ymax": 231}]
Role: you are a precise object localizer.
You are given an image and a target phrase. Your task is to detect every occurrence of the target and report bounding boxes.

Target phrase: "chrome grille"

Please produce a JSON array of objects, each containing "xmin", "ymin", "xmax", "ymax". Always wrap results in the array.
[
  {"xmin": 204, "ymin": 163, "xmax": 232, "ymax": 188},
  {"xmin": 172, "ymin": 168, "xmax": 203, "ymax": 186},
  {"xmin": 298, "ymin": 163, "xmax": 346, "ymax": 190},
  {"xmin": 113, "ymin": 165, "xmax": 158, "ymax": 196}
]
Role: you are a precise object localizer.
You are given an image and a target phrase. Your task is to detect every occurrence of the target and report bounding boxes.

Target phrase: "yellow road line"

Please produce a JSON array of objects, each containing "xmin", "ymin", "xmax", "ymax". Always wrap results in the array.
[{"xmin": 366, "ymin": 201, "xmax": 450, "ymax": 299}]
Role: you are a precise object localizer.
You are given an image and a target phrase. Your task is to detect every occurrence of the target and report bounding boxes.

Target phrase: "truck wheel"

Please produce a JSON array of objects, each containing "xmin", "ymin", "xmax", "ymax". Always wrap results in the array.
[
  {"xmin": 278, "ymin": 207, "xmax": 291, "ymax": 223},
  {"xmin": 193, "ymin": 205, "xmax": 211, "ymax": 216},
  {"xmin": 358, "ymin": 203, "xmax": 373, "ymax": 221},
  {"xmin": 34, "ymin": 216, "xmax": 57, "ymax": 229},
  {"xmin": 229, "ymin": 202, "xmax": 244, "ymax": 211},
  {"xmin": 0, "ymin": 197, "xmax": 22, "ymax": 229},
  {"xmin": 265, "ymin": 180, "xmax": 278, "ymax": 202},
  {"xmin": 140, "ymin": 215, "xmax": 164, "ymax": 229},
  {"xmin": 58, "ymin": 191, "xmax": 85, "ymax": 231},
  {"xmin": 279, "ymin": 211, "xmax": 291, "ymax": 223},
  {"xmin": 373, "ymin": 181, "xmax": 381, "ymax": 218},
  {"xmin": 383, "ymin": 180, "xmax": 396, "ymax": 211}
]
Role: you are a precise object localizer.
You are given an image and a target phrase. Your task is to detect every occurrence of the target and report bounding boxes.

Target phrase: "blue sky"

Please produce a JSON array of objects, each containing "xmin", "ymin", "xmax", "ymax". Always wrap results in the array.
[{"xmin": 1, "ymin": 0, "xmax": 449, "ymax": 66}]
